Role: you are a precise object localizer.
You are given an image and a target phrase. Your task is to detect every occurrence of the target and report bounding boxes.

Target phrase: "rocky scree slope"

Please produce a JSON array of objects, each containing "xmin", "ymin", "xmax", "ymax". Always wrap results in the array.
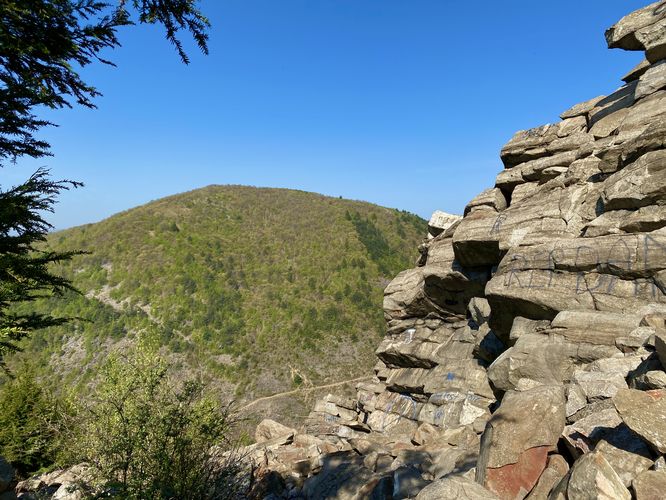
[{"xmin": 235, "ymin": 3, "xmax": 666, "ymax": 499}]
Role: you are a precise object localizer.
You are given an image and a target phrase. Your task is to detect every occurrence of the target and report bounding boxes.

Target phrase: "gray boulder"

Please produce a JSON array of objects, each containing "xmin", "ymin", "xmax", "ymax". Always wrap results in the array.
[
  {"xmin": 415, "ymin": 476, "xmax": 498, "ymax": 500},
  {"xmin": 614, "ymin": 388, "xmax": 666, "ymax": 453},
  {"xmin": 632, "ymin": 470, "xmax": 666, "ymax": 500},
  {"xmin": 605, "ymin": 1, "xmax": 666, "ymax": 62},
  {"xmin": 566, "ymin": 451, "xmax": 631, "ymax": 499},
  {"xmin": 477, "ymin": 385, "xmax": 565, "ymax": 499}
]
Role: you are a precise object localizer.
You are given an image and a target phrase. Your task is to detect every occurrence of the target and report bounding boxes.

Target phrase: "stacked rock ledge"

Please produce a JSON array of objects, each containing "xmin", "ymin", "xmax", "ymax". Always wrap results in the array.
[{"xmin": 233, "ymin": 2, "xmax": 666, "ymax": 499}]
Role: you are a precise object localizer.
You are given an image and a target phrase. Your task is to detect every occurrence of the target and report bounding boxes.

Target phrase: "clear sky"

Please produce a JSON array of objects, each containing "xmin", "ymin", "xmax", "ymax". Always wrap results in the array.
[{"xmin": 9, "ymin": 0, "xmax": 648, "ymax": 229}]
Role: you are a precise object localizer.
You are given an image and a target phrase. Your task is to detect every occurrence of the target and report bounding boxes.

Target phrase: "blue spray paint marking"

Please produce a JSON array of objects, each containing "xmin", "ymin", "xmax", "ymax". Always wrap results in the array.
[{"xmin": 446, "ymin": 372, "xmax": 455, "ymax": 381}]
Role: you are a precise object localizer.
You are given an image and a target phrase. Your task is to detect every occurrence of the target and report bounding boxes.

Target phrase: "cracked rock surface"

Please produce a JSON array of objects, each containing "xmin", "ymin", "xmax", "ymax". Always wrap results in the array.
[{"xmin": 229, "ymin": 3, "xmax": 666, "ymax": 499}]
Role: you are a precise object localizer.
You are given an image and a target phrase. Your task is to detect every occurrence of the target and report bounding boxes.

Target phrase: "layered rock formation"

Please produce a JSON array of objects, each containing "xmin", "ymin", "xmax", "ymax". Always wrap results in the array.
[{"xmin": 242, "ymin": 2, "xmax": 666, "ymax": 499}]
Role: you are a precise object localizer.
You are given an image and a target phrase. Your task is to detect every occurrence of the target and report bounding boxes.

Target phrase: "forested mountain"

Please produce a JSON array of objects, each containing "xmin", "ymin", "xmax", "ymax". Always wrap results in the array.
[{"xmin": 12, "ymin": 185, "xmax": 426, "ymax": 419}]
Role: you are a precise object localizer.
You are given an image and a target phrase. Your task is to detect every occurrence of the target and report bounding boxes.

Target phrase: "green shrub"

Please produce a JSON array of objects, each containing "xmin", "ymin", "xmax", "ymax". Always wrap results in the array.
[
  {"xmin": 66, "ymin": 343, "xmax": 245, "ymax": 499},
  {"xmin": 0, "ymin": 367, "xmax": 61, "ymax": 477}
]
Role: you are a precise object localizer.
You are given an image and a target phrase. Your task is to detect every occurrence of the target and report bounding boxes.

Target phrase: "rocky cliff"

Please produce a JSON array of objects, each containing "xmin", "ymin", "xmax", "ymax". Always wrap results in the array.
[{"xmin": 241, "ymin": 2, "xmax": 666, "ymax": 499}]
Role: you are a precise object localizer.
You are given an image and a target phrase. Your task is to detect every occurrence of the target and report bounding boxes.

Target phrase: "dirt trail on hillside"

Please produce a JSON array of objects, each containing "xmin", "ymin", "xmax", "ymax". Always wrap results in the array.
[{"xmin": 239, "ymin": 375, "xmax": 373, "ymax": 412}]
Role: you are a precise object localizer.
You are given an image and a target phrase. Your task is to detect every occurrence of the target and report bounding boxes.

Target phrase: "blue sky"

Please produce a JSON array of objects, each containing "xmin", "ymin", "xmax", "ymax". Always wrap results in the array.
[{"xmin": 9, "ymin": 0, "xmax": 648, "ymax": 229}]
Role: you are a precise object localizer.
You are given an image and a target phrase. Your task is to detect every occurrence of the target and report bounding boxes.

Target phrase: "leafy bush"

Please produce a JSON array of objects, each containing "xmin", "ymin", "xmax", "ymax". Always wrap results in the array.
[
  {"xmin": 66, "ymin": 343, "xmax": 245, "ymax": 499},
  {"xmin": 0, "ymin": 367, "xmax": 61, "ymax": 477}
]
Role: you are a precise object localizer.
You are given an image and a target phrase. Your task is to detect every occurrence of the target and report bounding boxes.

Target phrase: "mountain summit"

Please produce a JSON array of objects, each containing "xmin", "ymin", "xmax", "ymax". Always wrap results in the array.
[{"xmin": 18, "ymin": 185, "xmax": 427, "ymax": 421}]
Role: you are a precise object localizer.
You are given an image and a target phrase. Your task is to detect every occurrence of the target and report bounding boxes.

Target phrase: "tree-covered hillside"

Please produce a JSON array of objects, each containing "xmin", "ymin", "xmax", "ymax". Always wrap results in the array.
[{"xmin": 12, "ymin": 185, "xmax": 426, "ymax": 410}]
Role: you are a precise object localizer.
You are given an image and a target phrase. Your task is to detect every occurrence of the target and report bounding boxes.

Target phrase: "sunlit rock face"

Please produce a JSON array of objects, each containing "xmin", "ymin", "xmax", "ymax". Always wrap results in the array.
[{"xmin": 228, "ymin": 3, "xmax": 666, "ymax": 499}]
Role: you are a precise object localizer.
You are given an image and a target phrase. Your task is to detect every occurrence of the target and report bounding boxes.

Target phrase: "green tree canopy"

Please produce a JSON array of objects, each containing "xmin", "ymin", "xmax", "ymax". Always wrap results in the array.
[
  {"xmin": 1, "ymin": 0, "xmax": 210, "ymax": 164},
  {"xmin": 0, "ymin": 170, "xmax": 81, "ymax": 369},
  {"xmin": 0, "ymin": 0, "xmax": 210, "ymax": 366},
  {"xmin": 0, "ymin": 363, "xmax": 61, "ymax": 476}
]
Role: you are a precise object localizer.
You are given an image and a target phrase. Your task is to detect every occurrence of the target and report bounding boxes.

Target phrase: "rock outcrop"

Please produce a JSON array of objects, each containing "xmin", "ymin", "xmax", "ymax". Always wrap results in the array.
[
  {"xmin": 13, "ymin": 465, "xmax": 90, "ymax": 500},
  {"xmin": 238, "ymin": 2, "xmax": 666, "ymax": 499}
]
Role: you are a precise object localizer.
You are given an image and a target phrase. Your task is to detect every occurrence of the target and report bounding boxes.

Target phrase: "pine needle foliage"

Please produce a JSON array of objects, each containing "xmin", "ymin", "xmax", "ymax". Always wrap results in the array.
[
  {"xmin": 0, "ymin": 365, "xmax": 61, "ymax": 476},
  {"xmin": 0, "ymin": 0, "xmax": 209, "ymax": 367},
  {"xmin": 0, "ymin": 169, "xmax": 82, "ymax": 369},
  {"xmin": 0, "ymin": 0, "xmax": 210, "ymax": 164}
]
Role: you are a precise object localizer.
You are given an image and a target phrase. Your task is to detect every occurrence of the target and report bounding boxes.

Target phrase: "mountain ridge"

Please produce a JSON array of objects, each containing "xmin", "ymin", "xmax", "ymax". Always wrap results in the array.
[
  {"xmin": 14, "ymin": 184, "xmax": 428, "ymax": 427},
  {"xmin": 54, "ymin": 184, "xmax": 432, "ymax": 233}
]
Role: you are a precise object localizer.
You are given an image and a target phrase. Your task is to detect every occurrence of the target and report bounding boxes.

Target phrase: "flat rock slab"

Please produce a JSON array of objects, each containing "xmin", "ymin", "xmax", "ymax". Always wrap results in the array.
[
  {"xmin": 573, "ymin": 370, "xmax": 628, "ymax": 401},
  {"xmin": 428, "ymin": 211, "xmax": 461, "ymax": 238},
  {"xmin": 632, "ymin": 470, "xmax": 666, "ymax": 500},
  {"xmin": 562, "ymin": 408, "xmax": 623, "ymax": 456},
  {"xmin": 375, "ymin": 323, "xmax": 477, "ymax": 369},
  {"xmin": 561, "ymin": 95, "xmax": 605, "ymax": 119},
  {"xmin": 632, "ymin": 370, "xmax": 666, "ymax": 390},
  {"xmin": 464, "ymin": 188, "xmax": 507, "ymax": 216},
  {"xmin": 302, "ymin": 451, "xmax": 378, "ymax": 499},
  {"xmin": 567, "ymin": 451, "xmax": 631, "ymax": 500},
  {"xmin": 614, "ymin": 388, "xmax": 666, "ymax": 453},
  {"xmin": 605, "ymin": 1, "xmax": 666, "ymax": 52},
  {"xmin": 486, "ymin": 232, "xmax": 666, "ymax": 337},
  {"xmin": 415, "ymin": 476, "xmax": 498, "ymax": 500},
  {"xmin": 392, "ymin": 466, "xmax": 429, "ymax": 499},
  {"xmin": 255, "ymin": 419, "xmax": 296, "ymax": 444},
  {"xmin": 484, "ymin": 446, "xmax": 551, "ymax": 500},
  {"xmin": 477, "ymin": 386, "xmax": 565, "ymax": 498},
  {"xmin": 602, "ymin": 150, "xmax": 666, "ymax": 210},
  {"xmin": 487, "ymin": 333, "xmax": 618, "ymax": 392},
  {"xmin": 595, "ymin": 429, "xmax": 653, "ymax": 488},
  {"xmin": 500, "ymin": 124, "xmax": 560, "ymax": 168},
  {"xmin": 636, "ymin": 61, "xmax": 666, "ymax": 100},
  {"xmin": 655, "ymin": 331, "xmax": 666, "ymax": 367},
  {"xmin": 452, "ymin": 210, "xmax": 502, "ymax": 267},
  {"xmin": 481, "ymin": 385, "xmax": 566, "ymax": 466},
  {"xmin": 383, "ymin": 262, "xmax": 487, "ymax": 321},
  {"xmin": 623, "ymin": 59, "xmax": 651, "ymax": 82}
]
